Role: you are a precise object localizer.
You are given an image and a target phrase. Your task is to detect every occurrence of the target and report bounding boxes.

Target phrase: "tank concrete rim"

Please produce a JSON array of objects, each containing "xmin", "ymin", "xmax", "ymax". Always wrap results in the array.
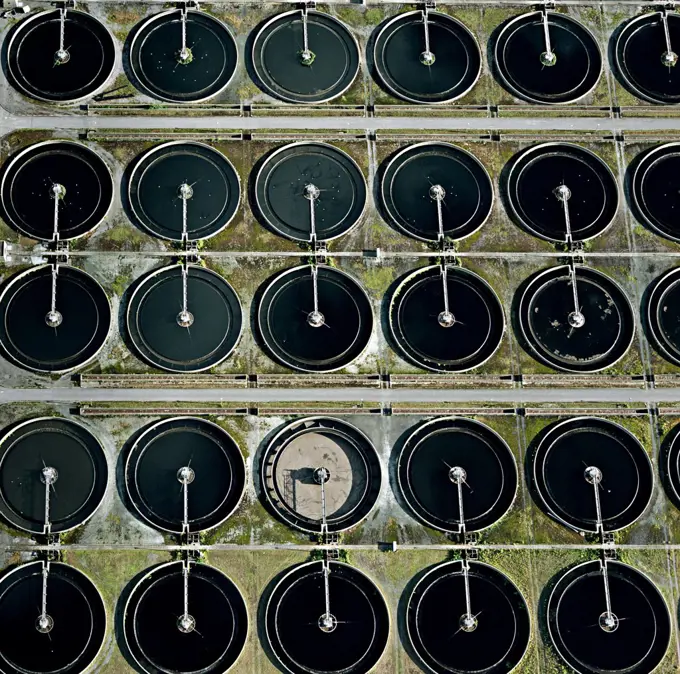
[
  {"xmin": 254, "ymin": 141, "xmax": 367, "ymax": 243},
  {"xmin": 406, "ymin": 559, "xmax": 530, "ymax": 674},
  {"xmin": 251, "ymin": 9, "xmax": 361, "ymax": 104},
  {"xmin": 546, "ymin": 559, "xmax": 671, "ymax": 674},
  {"xmin": 517, "ymin": 265, "xmax": 634, "ymax": 373},
  {"xmin": 123, "ymin": 560, "xmax": 249, "ymax": 674},
  {"xmin": 389, "ymin": 265, "xmax": 505, "ymax": 372},
  {"xmin": 0, "ymin": 140, "xmax": 114, "ymax": 242},
  {"xmin": 0, "ymin": 263, "xmax": 112, "ymax": 375},
  {"xmin": 494, "ymin": 10, "xmax": 603, "ymax": 105},
  {"xmin": 631, "ymin": 142, "xmax": 680, "ymax": 242},
  {"xmin": 506, "ymin": 142, "xmax": 619, "ymax": 243},
  {"xmin": 532, "ymin": 416, "xmax": 653, "ymax": 534},
  {"xmin": 381, "ymin": 141, "xmax": 494, "ymax": 243},
  {"xmin": 264, "ymin": 560, "xmax": 390, "ymax": 674},
  {"xmin": 373, "ymin": 10, "xmax": 482, "ymax": 105},
  {"xmin": 261, "ymin": 416, "xmax": 382, "ymax": 533},
  {"xmin": 125, "ymin": 264, "xmax": 243, "ymax": 373},
  {"xmin": 614, "ymin": 12, "xmax": 680, "ymax": 105},
  {"xmin": 0, "ymin": 416, "xmax": 109, "ymax": 535},
  {"xmin": 6, "ymin": 9, "xmax": 117, "ymax": 104},
  {"xmin": 646, "ymin": 266, "xmax": 680, "ymax": 366},
  {"xmin": 129, "ymin": 8, "xmax": 239, "ymax": 104},
  {"xmin": 127, "ymin": 140, "xmax": 241, "ymax": 242},
  {"xmin": 397, "ymin": 416, "xmax": 518, "ymax": 533},
  {"xmin": 257, "ymin": 264, "xmax": 374, "ymax": 373},
  {"xmin": 125, "ymin": 416, "xmax": 246, "ymax": 534},
  {"xmin": 0, "ymin": 560, "xmax": 108, "ymax": 674}
]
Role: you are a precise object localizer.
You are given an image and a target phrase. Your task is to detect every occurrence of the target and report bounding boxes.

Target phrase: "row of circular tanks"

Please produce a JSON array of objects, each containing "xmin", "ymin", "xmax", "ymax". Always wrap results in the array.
[
  {"xmin": 0, "ymin": 413, "xmax": 676, "ymax": 674},
  {"xmin": 5, "ymin": 7, "xmax": 680, "ymax": 106},
  {"xmin": 2, "ymin": 137, "xmax": 680, "ymax": 376}
]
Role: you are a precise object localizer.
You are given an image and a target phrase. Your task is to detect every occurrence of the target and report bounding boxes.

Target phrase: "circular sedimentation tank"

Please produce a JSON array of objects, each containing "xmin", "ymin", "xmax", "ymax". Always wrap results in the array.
[
  {"xmin": 128, "ymin": 141, "xmax": 240, "ymax": 241},
  {"xmin": 494, "ymin": 11, "xmax": 602, "ymax": 104},
  {"xmin": 266, "ymin": 560, "xmax": 389, "ymax": 674},
  {"xmin": 0, "ymin": 417, "xmax": 107, "ymax": 535},
  {"xmin": 125, "ymin": 560, "xmax": 247, "ymax": 674},
  {"xmin": 253, "ymin": 142, "xmax": 366, "ymax": 242},
  {"xmin": 389, "ymin": 265, "xmax": 504, "ymax": 372},
  {"xmin": 6, "ymin": 8, "xmax": 115, "ymax": 103},
  {"xmin": 407, "ymin": 560, "xmax": 530, "ymax": 674},
  {"xmin": 261, "ymin": 416, "xmax": 381, "ymax": 533},
  {"xmin": 373, "ymin": 11, "xmax": 481, "ymax": 104},
  {"xmin": 614, "ymin": 12, "xmax": 680, "ymax": 105},
  {"xmin": 0, "ymin": 264, "xmax": 111, "ymax": 374},
  {"xmin": 129, "ymin": 9, "xmax": 238, "ymax": 103},
  {"xmin": 663, "ymin": 421, "xmax": 680, "ymax": 504},
  {"xmin": 506, "ymin": 142, "xmax": 618, "ymax": 243},
  {"xmin": 126, "ymin": 417, "xmax": 245, "ymax": 534},
  {"xmin": 127, "ymin": 264, "xmax": 242, "ymax": 373},
  {"xmin": 251, "ymin": 10, "xmax": 360, "ymax": 103},
  {"xmin": 645, "ymin": 266, "xmax": 680, "ymax": 366},
  {"xmin": 1, "ymin": 141, "xmax": 113, "ymax": 241},
  {"xmin": 548, "ymin": 560, "xmax": 671, "ymax": 674},
  {"xmin": 631, "ymin": 142, "xmax": 680, "ymax": 242},
  {"xmin": 517, "ymin": 265, "xmax": 634, "ymax": 372},
  {"xmin": 397, "ymin": 417, "xmax": 517, "ymax": 534},
  {"xmin": 533, "ymin": 417, "xmax": 653, "ymax": 533},
  {"xmin": 0, "ymin": 561, "xmax": 106, "ymax": 674},
  {"xmin": 257, "ymin": 264, "xmax": 373, "ymax": 372},
  {"xmin": 380, "ymin": 142, "xmax": 493, "ymax": 242}
]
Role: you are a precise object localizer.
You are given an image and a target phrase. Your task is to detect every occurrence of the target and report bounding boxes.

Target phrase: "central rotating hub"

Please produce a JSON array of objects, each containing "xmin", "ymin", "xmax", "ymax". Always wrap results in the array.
[
  {"xmin": 567, "ymin": 311, "xmax": 586, "ymax": 329},
  {"xmin": 584, "ymin": 465, "xmax": 603, "ymax": 485},
  {"xmin": 35, "ymin": 614, "xmax": 54, "ymax": 634},
  {"xmin": 177, "ymin": 466, "xmax": 196, "ymax": 485},
  {"xmin": 54, "ymin": 49, "xmax": 70, "ymax": 66},
  {"xmin": 317, "ymin": 613, "xmax": 338, "ymax": 632},
  {"xmin": 313, "ymin": 467, "xmax": 331, "ymax": 484},
  {"xmin": 51, "ymin": 183, "xmax": 66, "ymax": 200},
  {"xmin": 40, "ymin": 466, "xmax": 59, "ymax": 486},
  {"xmin": 177, "ymin": 613, "xmax": 196, "ymax": 633},
  {"xmin": 303, "ymin": 183, "xmax": 320, "ymax": 201},
  {"xmin": 307, "ymin": 310, "xmax": 325, "ymax": 328},
  {"xmin": 662, "ymin": 50, "xmax": 679, "ymax": 67},
  {"xmin": 438, "ymin": 310, "xmax": 455, "ymax": 328},
  {"xmin": 459, "ymin": 613, "xmax": 478, "ymax": 632},
  {"xmin": 429, "ymin": 184, "xmax": 446, "ymax": 202},
  {"xmin": 420, "ymin": 50, "xmax": 436, "ymax": 66},
  {"xmin": 540, "ymin": 50, "xmax": 557, "ymax": 66},
  {"xmin": 300, "ymin": 49, "xmax": 316, "ymax": 66},
  {"xmin": 178, "ymin": 183, "xmax": 194, "ymax": 200},
  {"xmin": 177, "ymin": 47, "xmax": 194, "ymax": 65},
  {"xmin": 44, "ymin": 310, "xmax": 63, "ymax": 328},
  {"xmin": 598, "ymin": 611, "xmax": 619, "ymax": 633},
  {"xmin": 553, "ymin": 184, "xmax": 572, "ymax": 202},
  {"xmin": 176, "ymin": 310, "xmax": 195, "ymax": 328},
  {"xmin": 448, "ymin": 465, "xmax": 467, "ymax": 485}
]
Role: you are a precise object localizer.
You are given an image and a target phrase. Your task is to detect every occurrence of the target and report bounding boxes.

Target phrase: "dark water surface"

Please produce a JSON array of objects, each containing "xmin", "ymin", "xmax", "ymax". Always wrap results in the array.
[
  {"xmin": 409, "ymin": 562, "xmax": 529, "ymax": 673},
  {"xmin": 128, "ymin": 265, "xmax": 242, "ymax": 372},
  {"xmin": 496, "ymin": 12, "xmax": 601, "ymax": 103},
  {"xmin": 374, "ymin": 12, "xmax": 480, "ymax": 103},
  {"xmin": 3, "ymin": 142, "xmax": 113, "ymax": 240},
  {"xmin": 259, "ymin": 266, "xmax": 372, "ymax": 371},
  {"xmin": 252, "ymin": 11, "xmax": 359, "ymax": 103},
  {"xmin": 0, "ymin": 265, "xmax": 110, "ymax": 373},
  {"xmin": 616, "ymin": 14, "xmax": 680, "ymax": 104},
  {"xmin": 381, "ymin": 144, "xmax": 492, "ymax": 241},
  {"xmin": 8, "ymin": 10, "xmax": 115, "ymax": 101},
  {"xmin": 255, "ymin": 144, "xmax": 366, "ymax": 241},
  {"xmin": 0, "ymin": 562, "xmax": 105, "ymax": 674},
  {"xmin": 131, "ymin": 10, "xmax": 237, "ymax": 102}
]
